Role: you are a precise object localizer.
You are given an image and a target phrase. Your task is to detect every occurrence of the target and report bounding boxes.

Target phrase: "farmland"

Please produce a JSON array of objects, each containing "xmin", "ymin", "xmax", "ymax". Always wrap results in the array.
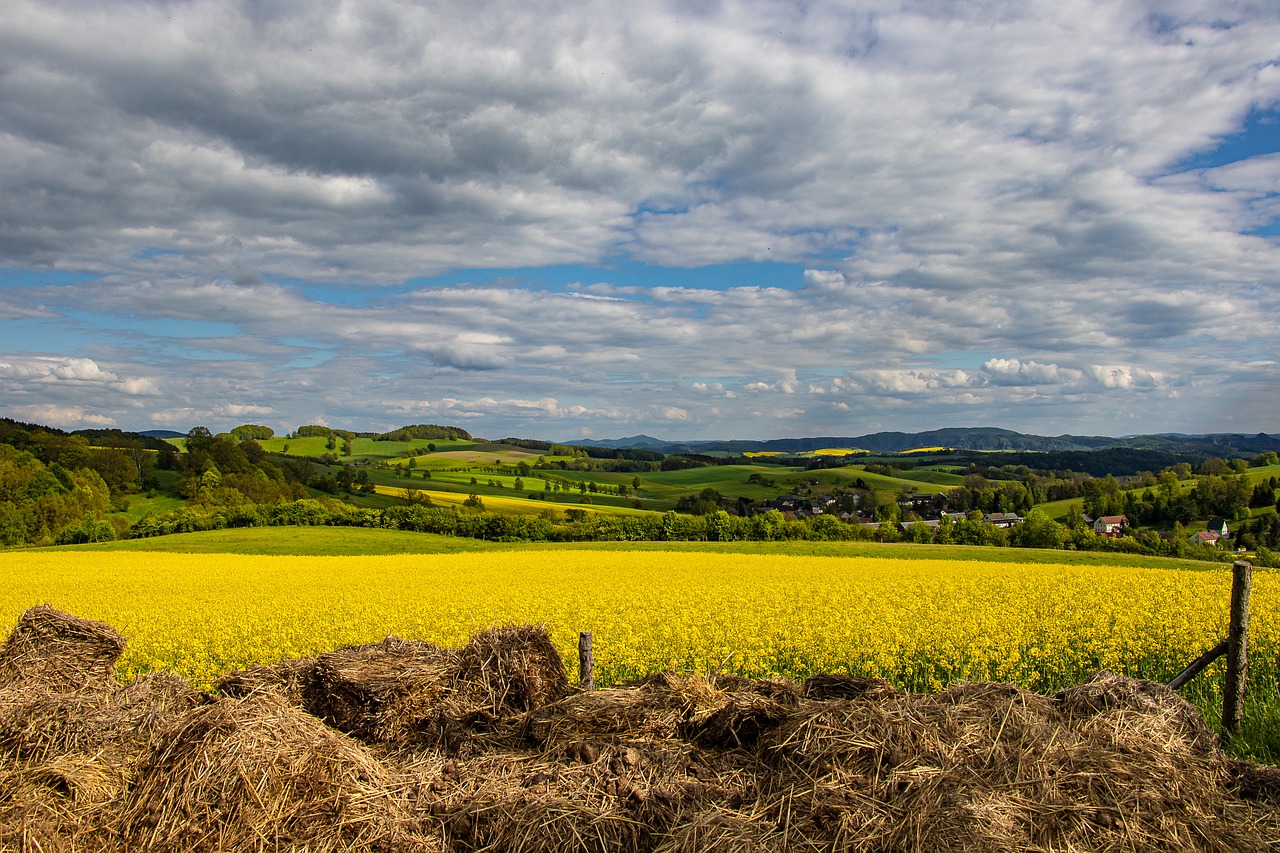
[
  {"xmin": 4, "ymin": 541, "xmax": 1278, "ymax": 762},
  {"xmin": 1, "ymin": 417, "xmax": 1277, "ymax": 572}
]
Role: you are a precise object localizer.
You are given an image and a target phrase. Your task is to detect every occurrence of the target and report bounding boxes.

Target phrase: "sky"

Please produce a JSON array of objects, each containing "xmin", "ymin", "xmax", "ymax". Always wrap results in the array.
[{"xmin": 1, "ymin": 0, "xmax": 1278, "ymax": 442}]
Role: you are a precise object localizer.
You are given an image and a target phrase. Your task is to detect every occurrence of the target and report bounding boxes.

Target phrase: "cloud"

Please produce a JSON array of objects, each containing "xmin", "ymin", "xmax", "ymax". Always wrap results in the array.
[
  {"xmin": 0, "ymin": 1, "xmax": 1278, "ymax": 438},
  {"xmin": 7, "ymin": 404, "xmax": 116, "ymax": 428},
  {"xmin": 0, "ymin": 355, "xmax": 157, "ymax": 395},
  {"xmin": 1087, "ymin": 364, "xmax": 1163, "ymax": 390},
  {"xmin": 983, "ymin": 358, "xmax": 1081, "ymax": 387},
  {"xmin": 217, "ymin": 403, "xmax": 273, "ymax": 418}
]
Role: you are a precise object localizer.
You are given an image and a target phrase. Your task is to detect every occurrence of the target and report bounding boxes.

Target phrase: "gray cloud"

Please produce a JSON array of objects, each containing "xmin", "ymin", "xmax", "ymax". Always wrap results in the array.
[{"xmin": 0, "ymin": 0, "xmax": 1278, "ymax": 437}]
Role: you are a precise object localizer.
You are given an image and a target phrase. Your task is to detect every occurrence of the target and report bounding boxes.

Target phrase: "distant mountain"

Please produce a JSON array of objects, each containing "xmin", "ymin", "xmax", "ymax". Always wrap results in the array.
[
  {"xmin": 570, "ymin": 434, "xmax": 671, "ymax": 449},
  {"xmin": 138, "ymin": 429, "xmax": 185, "ymax": 439},
  {"xmin": 566, "ymin": 428, "xmax": 1279, "ymax": 457}
]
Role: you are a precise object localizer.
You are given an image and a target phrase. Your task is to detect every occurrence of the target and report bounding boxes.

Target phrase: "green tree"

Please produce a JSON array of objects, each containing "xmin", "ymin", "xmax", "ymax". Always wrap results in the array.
[
  {"xmin": 230, "ymin": 424, "xmax": 274, "ymax": 442},
  {"xmin": 905, "ymin": 520, "xmax": 933, "ymax": 543},
  {"xmin": 1012, "ymin": 509, "xmax": 1064, "ymax": 549}
]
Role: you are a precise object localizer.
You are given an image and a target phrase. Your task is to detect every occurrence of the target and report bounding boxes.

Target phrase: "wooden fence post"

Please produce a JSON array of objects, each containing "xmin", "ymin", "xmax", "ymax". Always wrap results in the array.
[
  {"xmin": 579, "ymin": 631, "xmax": 594, "ymax": 692},
  {"xmin": 1167, "ymin": 639, "xmax": 1229, "ymax": 690},
  {"xmin": 1221, "ymin": 560, "xmax": 1252, "ymax": 738}
]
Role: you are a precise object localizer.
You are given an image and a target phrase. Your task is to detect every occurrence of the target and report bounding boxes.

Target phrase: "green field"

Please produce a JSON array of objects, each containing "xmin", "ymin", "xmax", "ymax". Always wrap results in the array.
[{"xmin": 39, "ymin": 524, "xmax": 1227, "ymax": 571}]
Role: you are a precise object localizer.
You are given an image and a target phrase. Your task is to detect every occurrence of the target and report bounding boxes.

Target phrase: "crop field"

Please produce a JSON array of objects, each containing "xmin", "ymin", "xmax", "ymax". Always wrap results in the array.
[
  {"xmin": 3, "ymin": 550, "xmax": 1274, "ymax": 730},
  {"xmin": 370, "ymin": 484, "xmax": 653, "ymax": 517}
]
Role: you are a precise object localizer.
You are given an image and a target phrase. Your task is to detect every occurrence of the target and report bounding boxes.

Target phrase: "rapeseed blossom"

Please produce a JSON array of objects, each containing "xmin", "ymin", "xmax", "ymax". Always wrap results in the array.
[{"xmin": 2, "ymin": 552, "xmax": 1272, "ymax": 705}]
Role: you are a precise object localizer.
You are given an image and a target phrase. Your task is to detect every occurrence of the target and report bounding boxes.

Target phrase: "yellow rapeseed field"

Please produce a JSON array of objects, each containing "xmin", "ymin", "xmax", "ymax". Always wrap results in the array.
[{"xmin": 1, "ymin": 552, "xmax": 1273, "ymax": 698}]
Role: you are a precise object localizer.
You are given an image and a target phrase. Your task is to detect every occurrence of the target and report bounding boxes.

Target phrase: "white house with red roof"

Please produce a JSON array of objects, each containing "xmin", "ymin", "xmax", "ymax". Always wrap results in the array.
[
  {"xmin": 1093, "ymin": 515, "xmax": 1128, "ymax": 537},
  {"xmin": 1189, "ymin": 530, "xmax": 1222, "ymax": 547}
]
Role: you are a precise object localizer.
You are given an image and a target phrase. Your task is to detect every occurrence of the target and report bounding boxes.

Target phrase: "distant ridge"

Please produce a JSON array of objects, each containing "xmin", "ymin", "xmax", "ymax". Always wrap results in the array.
[
  {"xmin": 567, "ymin": 428, "xmax": 1280, "ymax": 457},
  {"xmin": 138, "ymin": 429, "xmax": 185, "ymax": 439}
]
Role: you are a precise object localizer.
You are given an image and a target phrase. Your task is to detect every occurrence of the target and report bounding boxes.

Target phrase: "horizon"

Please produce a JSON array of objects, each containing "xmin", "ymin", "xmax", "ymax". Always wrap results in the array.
[
  {"xmin": 2, "ymin": 2, "xmax": 1278, "ymax": 440},
  {"xmin": 20, "ymin": 419, "xmax": 1279, "ymax": 447}
]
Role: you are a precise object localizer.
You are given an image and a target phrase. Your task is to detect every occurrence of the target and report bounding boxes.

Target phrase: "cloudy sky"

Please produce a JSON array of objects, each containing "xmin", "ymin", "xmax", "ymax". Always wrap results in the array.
[{"xmin": 1, "ymin": 0, "xmax": 1278, "ymax": 441}]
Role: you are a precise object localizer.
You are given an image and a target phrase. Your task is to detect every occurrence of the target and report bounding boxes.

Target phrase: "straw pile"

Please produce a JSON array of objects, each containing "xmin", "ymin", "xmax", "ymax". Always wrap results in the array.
[
  {"xmin": 305, "ymin": 636, "xmax": 459, "ymax": 742},
  {"xmin": 0, "ymin": 607, "xmax": 207, "ymax": 851},
  {"xmin": 214, "ymin": 654, "xmax": 318, "ymax": 705},
  {"xmin": 2, "ymin": 604, "xmax": 1280, "ymax": 852},
  {"xmin": 115, "ymin": 692, "xmax": 443, "ymax": 852},
  {"xmin": 0, "ymin": 604, "xmax": 125, "ymax": 693}
]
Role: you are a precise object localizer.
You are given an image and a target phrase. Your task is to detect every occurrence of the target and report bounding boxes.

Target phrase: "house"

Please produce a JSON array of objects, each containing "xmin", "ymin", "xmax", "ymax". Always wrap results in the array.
[
  {"xmin": 982, "ymin": 512, "xmax": 1023, "ymax": 529},
  {"xmin": 1189, "ymin": 530, "xmax": 1222, "ymax": 547},
  {"xmin": 1093, "ymin": 515, "xmax": 1128, "ymax": 537},
  {"xmin": 1207, "ymin": 518, "xmax": 1231, "ymax": 538}
]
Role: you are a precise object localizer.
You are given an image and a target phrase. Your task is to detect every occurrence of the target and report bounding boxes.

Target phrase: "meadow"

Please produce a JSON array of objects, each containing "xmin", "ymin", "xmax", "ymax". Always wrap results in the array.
[{"xmin": 6, "ymin": 535, "xmax": 1277, "ymax": 759}]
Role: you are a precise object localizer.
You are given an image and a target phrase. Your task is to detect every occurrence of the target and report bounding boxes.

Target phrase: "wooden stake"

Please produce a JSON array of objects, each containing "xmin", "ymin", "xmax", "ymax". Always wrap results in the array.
[
  {"xmin": 578, "ymin": 631, "xmax": 594, "ymax": 692},
  {"xmin": 1168, "ymin": 638, "xmax": 1228, "ymax": 690},
  {"xmin": 1222, "ymin": 560, "xmax": 1252, "ymax": 737}
]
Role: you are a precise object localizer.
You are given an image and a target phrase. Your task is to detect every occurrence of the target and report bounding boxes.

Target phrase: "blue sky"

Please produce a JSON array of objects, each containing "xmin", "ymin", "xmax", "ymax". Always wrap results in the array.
[{"xmin": 1, "ymin": 0, "xmax": 1278, "ymax": 440}]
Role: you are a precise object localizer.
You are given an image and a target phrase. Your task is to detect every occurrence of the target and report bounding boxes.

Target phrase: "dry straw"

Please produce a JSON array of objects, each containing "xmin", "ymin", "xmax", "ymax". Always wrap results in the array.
[{"xmin": 3, "ymin": 604, "xmax": 1280, "ymax": 852}]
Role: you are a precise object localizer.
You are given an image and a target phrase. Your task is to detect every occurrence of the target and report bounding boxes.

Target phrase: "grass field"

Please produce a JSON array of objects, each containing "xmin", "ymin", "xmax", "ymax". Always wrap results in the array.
[
  {"xmin": 370, "ymin": 484, "xmax": 654, "ymax": 517},
  {"xmin": 39, "ymin": 525, "xmax": 1228, "ymax": 569}
]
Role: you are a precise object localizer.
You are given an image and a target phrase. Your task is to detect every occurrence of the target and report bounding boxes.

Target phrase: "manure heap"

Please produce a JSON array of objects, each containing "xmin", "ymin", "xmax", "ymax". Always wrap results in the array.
[{"xmin": 3, "ymin": 605, "xmax": 1280, "ymax": 852}]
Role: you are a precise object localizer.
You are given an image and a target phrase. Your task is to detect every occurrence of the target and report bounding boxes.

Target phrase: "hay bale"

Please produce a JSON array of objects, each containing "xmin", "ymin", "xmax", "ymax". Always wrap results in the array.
[
  {"xmin": 303, "ymin": 636, "xmax": 457, "ymax": 742},
  {"xmin": 423, "ymin": 747, "xmax": 679, "ymax": 853},
  {"xmin": 709, "ymin": 673, "xmax": 802, "ymax": 704},
  {"xmin": 1054, "ymin": 671, "xmax": 1217, "ymax": 753},
  {"xmin": 527, "ymin": 672, "xmax": 794, "ymax": 754},
  {"xmin": 689, "ymin": 693, "xmax": 792, "ymax": 750},
  {"xmin": 453, "ymin": 624, "xmax": 571, "ymax": 716},
  {"xmin": 0, "ymin": 690, "xmax": 121, "ymax": 763},
  {"xmin": 759, "ymin": 682, "xmax": 1266, "ymax": 852},
  {"xmin": 1, "ymin": 671, "xmax": 206, "ymax": 766},
  {"xmin": 0, "ymin": 755, "xmax": 126, "ymax": 852},
  {"xmin": 802, "ymin": 673, "xmax": 897, "ymax": 701},
  {"xmin": 215, "ymin": 655, "xmax": 318, "ymax": 705},
  {"xmin": 528, "ymin": 686, "xmax": 688, "ymax": 750},
  {"xmin": 407, "ymin": 625, "xmax": 572, "ymax": 752},
  {"xmin": 0, "ymin": 605, "xmax": 125, "ymax": 692},
  {"xmin": 117, "ymin": 693, "xmax": 442, "ymax": 852}
]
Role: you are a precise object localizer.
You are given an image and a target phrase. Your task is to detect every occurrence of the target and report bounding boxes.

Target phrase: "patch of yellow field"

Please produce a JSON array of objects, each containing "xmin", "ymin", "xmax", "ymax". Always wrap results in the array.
[
  {"xmin": 371, "ymin": 484, "xmax": 649, "ymax": 517},
  {"xmin": 2, "ymin": 553, "xmax": 1266, "ymax": 697}
]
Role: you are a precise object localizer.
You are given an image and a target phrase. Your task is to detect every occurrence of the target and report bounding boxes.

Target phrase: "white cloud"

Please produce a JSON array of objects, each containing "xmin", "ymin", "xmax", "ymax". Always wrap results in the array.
[
  {"xmin": 1088, "ymin": 364, "xmax": 1163, "ymax": 390},
  {"xmin": 0, "ymin": 1, "xmax": 1278, "ymax": 437},
  {"xmin": 217, "ymin": 403, "xmax": 273, "ymax": 418},
  {"xmin": 983, "ymin": 358, "xmax": 1081, "ymax": 386},
  {"xmin": 8, "ymin": 404, "xmax": 116, "ymax": 428}
]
